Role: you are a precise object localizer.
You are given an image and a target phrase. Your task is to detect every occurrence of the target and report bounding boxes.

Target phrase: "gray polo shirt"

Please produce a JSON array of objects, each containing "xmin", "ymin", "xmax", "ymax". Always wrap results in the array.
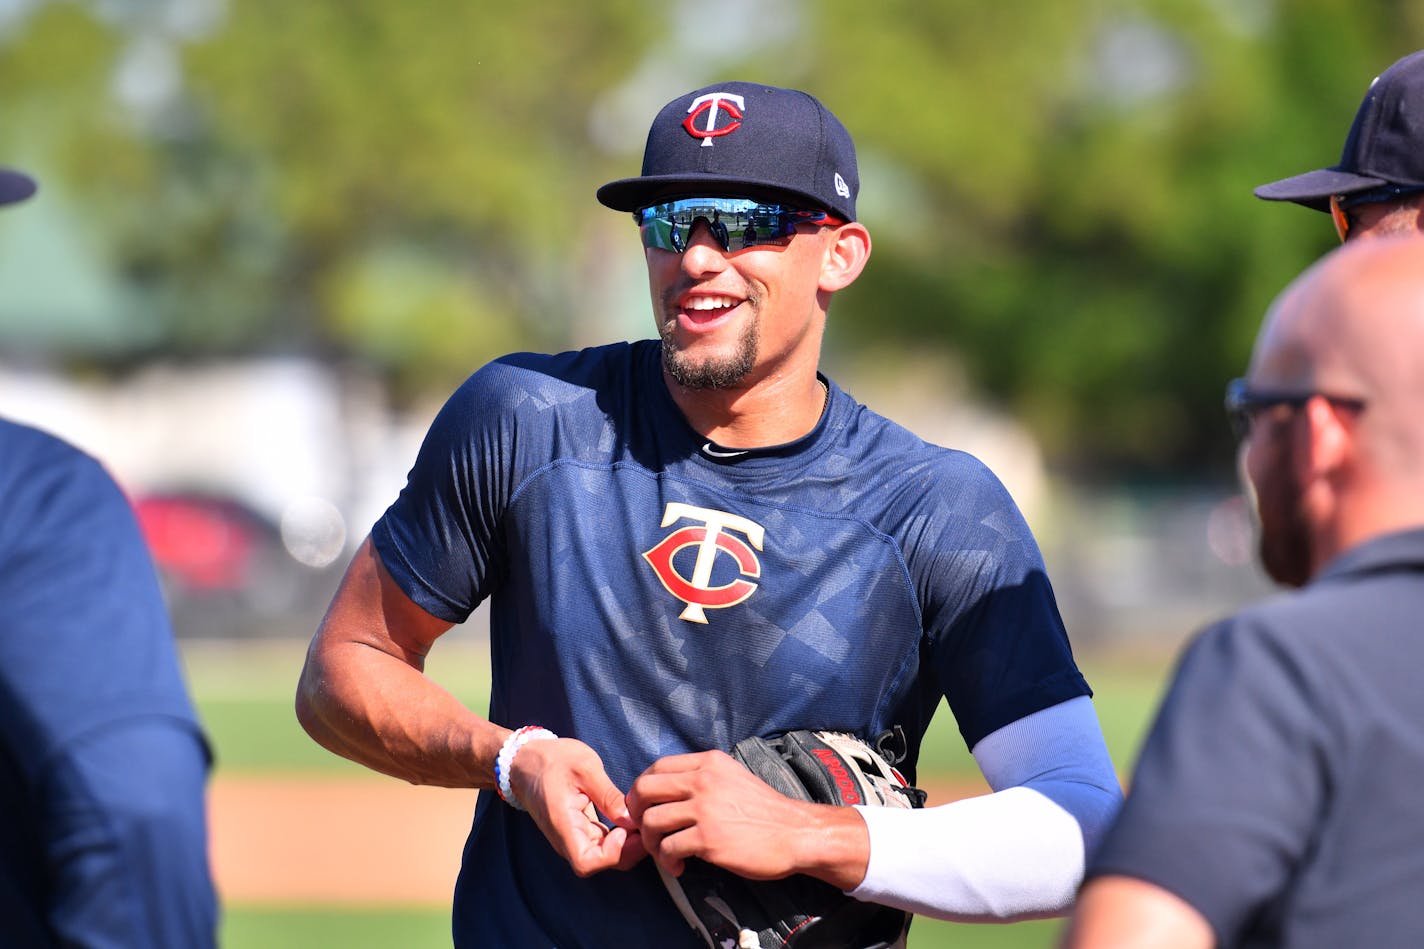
[{"xmin": 1087, "ymin": 527, "xmax": 1424, "ymax": 948}]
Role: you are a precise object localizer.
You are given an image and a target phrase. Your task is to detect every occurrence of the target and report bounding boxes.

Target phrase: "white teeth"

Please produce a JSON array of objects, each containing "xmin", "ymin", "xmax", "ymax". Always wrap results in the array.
[{"xmin": 685, "ymin": 296, "xmax": 737, "ymax": 311}]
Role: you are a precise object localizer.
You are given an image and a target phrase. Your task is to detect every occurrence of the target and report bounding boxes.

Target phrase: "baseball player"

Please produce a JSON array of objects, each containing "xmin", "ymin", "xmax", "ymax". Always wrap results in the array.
[
  {"xmin": 297, "ymin": 83, "xmax": 1121, "ymax": 947},
  {"xmin": 0, "ymin": 166, "xmax": 218, "ymax": 948},
  {"xmin": 1066, "ymin": 236, "xmax": 1424, "ymax": 947}
]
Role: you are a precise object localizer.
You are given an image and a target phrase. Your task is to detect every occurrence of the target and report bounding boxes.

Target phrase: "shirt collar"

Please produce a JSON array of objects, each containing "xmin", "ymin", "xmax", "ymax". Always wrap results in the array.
[{"xmin": 1313, "ymin": 526, "xmax": 1424, "ymax": 585}]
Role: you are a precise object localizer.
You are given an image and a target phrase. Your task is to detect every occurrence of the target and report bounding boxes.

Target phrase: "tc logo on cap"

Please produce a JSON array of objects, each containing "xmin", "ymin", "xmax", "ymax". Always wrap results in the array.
[{"xmin": 683, "ymin": 92, "xmax": 745, "ymax": 147}]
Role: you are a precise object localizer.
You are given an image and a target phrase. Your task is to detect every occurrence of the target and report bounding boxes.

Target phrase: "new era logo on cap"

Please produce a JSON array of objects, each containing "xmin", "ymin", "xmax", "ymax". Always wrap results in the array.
[{"xmin": 597, "ymin": 81, "xmax": 860, "ymax": 222}]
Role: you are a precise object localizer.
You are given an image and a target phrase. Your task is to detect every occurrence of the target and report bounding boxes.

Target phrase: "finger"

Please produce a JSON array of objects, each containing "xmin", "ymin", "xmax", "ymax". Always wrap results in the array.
[
  {"xmin": 568, "ymin": 818, "xmax": 652, "ymax": 877},
  {"xmin": 565, "ymin": 816, "xmax": 632, "ymax": 878},
  {"xmin": 647, "ymin": 825, "xmax": 692, "ymax": 877},
  {"xmin": 636, "ymin": 799, "xmax": 698, "ymax": 840},
  {"xmin": 574, "ymin": 758, "xmax": 634, "ymax": 828},
  {"xmin": 624, "ymin": 779, "xmax": 653, "ymax": 822},
  {"xmin": 615, "ymin": 828, "xmax": 647, "ymax": 871},
  {"xmin": 626, "ymin": 771, "xmax": 699, "ymax": 820},
  {"xmin": 651, "ymin": 824, "xmax": 703, "ymax": 876}
]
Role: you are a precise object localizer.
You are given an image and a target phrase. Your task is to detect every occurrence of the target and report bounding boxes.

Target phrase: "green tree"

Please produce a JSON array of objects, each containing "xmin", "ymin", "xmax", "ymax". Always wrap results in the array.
[
  {"xmin": 792, "ymin": 0, "xmax": 1421, "ymax": 477},
  {"xmin": 5, "ymin": 0, "xmax": 1423, "ymax": 474}
]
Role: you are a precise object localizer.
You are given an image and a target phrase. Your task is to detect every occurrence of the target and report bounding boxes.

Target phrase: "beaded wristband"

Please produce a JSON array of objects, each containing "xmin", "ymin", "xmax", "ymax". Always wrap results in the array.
[{"xmin": 494, "ymin": 725, "xmax": 557, "ymax": 811}]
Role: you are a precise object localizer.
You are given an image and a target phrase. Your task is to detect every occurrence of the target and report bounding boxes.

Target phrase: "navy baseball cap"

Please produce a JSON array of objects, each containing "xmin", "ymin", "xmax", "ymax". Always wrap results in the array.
[
  {"xmin": 1255, "ymin": 50, "xmax": 1424, "ymax": 212},
  {"xmin": 1, "ymin": 166, "xmax": 37, "ymax": 206},
  {"xmin": 597, "ymin": 81, "xmax": 859, "ymax": 222}
]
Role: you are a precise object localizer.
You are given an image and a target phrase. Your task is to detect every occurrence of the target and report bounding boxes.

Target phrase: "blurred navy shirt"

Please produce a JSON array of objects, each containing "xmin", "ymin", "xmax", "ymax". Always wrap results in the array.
[{"xmin": 0, "ymin": 418, "xmax": 216, "ymax": 948}]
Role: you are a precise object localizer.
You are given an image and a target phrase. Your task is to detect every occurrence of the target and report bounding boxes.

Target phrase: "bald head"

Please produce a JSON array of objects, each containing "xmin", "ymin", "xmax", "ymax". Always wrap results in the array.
[
  {"xmin": 1253, "ymin": 236, "xmax": 1424, "ymax": 426},
  {"xmin": 1247, "ymin": 236, "xmax": 1424, "ymax": 561}
]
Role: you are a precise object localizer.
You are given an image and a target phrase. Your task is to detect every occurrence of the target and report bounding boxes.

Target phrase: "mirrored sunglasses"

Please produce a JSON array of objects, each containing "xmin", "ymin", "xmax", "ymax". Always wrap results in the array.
[{"xmin": 635, "ymin": 197, "xmax": 843, "ymax": 253}]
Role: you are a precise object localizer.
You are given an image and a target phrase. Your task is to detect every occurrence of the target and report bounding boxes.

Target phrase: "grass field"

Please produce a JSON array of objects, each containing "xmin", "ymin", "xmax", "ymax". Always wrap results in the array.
[
  {"xmin": 223, "ymin": 907, "xmax": 1063, "ymax": 948},
  {"xmin": 186, "ymin": 638, "xmax": 1174, "ymax": 948}
]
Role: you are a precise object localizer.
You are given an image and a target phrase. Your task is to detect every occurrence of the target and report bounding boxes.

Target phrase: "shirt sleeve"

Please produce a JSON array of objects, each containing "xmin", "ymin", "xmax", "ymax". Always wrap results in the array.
[
  {"xmin": 0, "ymin": 425, "xmax": 206, "ymax": 772},
  {"xmin": 372, "ymin": 362, "xmax": 526, "ymax": 622},
  {"xmin": 909, "ymin": 454, "xmax": 1090, "ymax": 749},
  {"xmin": 850, "ymin": 696, "xmax": 1122, "ymax": 920},
  {"xmin": 1085, "ymin": 617, "xmax": 1329, "ymax": 943}
]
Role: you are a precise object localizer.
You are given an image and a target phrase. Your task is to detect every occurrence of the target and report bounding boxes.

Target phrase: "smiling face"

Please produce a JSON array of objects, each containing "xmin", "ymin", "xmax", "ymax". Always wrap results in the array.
[{"xmin": 646, "ymin": 217, "xmax": 838, "ymax": 392}]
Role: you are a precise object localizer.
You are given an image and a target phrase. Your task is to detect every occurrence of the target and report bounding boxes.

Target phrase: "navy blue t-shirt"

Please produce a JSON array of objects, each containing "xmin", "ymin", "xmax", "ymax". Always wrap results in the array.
[
  {"xmin": 374, "ymin": 341, "xmax": 1088, "ymax": 947},
  {"xmin": 0, "ymin": 418, "xmax": 215, "ymax": 948}
]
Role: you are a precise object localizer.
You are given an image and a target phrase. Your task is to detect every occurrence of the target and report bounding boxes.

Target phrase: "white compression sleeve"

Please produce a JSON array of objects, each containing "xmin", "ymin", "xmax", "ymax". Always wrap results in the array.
[{"xmin": 848, "ymin": 695, "xmax": 1123, "ymax": 921}]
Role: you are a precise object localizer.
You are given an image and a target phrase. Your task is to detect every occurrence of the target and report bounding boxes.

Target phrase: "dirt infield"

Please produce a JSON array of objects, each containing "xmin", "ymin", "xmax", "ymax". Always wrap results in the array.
[{"xmin": 210, "ymin": 775, "xmax": 986, "ymax": 905}]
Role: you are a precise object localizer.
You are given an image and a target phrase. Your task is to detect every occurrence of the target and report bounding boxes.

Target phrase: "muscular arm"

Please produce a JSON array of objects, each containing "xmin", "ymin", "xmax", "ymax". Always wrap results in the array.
[
  {"xmin": 295, "ymin": 536, "xmax": 641, "ymax": 875},
  {"xmin": 295, "ymin": 536, "xmax": 498, "ymax": 787},
  {"xmin": 1060, "ymin": 876, "xmax": 1215, "ymax": 949},
  {"xmin": 626, "ymin": 750, "xmax": 872, "ymax": 888},
  {"xmin": 627, "ymin": 697, "xmax": 1121, "ymax": 914}
]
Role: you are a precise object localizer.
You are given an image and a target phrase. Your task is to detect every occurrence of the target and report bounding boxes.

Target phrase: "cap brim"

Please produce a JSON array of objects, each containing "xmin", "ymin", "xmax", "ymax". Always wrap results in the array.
[
  {"xmin": 597, "ymin": 174, "xmax": 851, "ymax": 220},
  {"xmin": 0, "ymin": 168, "xmax": 37, "ymax": 206},
  {"xmin": 1253, "ymin": 166, "xmax": 1389, "ymax": 212}
]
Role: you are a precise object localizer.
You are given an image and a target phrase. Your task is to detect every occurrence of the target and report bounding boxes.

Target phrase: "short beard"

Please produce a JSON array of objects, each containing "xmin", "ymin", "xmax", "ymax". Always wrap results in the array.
[
  {"xmin": 1256, "ymin": 461, "xmax": 1313, "ymax": 588},
  {"xmin": 660, "ymin": 317, "xmax": 759, "ymax": 390}
]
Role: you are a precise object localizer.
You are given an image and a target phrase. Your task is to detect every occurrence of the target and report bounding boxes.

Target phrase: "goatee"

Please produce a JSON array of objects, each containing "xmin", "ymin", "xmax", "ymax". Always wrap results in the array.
[{"xmin": 660, "ymin": 317, "xmax": 759, "ymax": 390}]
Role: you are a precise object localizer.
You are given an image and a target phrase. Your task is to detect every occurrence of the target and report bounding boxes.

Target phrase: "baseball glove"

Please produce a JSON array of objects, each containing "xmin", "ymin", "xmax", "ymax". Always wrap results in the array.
[{"xmin": 658, "ymin": 728, "xmax": 926, "ymax": 949}]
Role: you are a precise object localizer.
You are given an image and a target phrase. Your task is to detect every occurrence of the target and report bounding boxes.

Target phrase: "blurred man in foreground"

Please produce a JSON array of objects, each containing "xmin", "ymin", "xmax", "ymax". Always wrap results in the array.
[
  {"xmin": 1063, "ymin": 235, "xmax": 1424, "ymax": 947},
  {"xmin": 0, "ymin": 166, "xmax": 217, "ymax": 948},
  {"xmin": 1255, "ymin": 49, "xmax": 1424, "ymax": 242}
]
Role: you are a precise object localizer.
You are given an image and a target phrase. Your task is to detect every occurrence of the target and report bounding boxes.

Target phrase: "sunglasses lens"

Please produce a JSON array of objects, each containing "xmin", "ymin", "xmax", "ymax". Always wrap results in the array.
[
  {"xmin": 1224, "ymin": 378, "xmax": 1252, "ymax": 440},
  {"xmin": 1329, "ymin": 194, "xmax": 1350, "ymax": 242},
  {"xmin": 636, "ymin": 198, "xmax": 835, "ymax": 253},
  {"xmin": 1228, "ymin": 408, "xmax": 1250, "ymax": 441}
]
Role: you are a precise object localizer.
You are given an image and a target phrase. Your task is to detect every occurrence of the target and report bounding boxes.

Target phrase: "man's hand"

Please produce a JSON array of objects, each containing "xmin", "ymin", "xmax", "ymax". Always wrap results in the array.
[
  {"xmin": 509, "ymin": 737, "xmax": 646, "ymax": 877},
  {"xmin": 626, "ymin": 750, "xmax": 869, "ymax": 890}
]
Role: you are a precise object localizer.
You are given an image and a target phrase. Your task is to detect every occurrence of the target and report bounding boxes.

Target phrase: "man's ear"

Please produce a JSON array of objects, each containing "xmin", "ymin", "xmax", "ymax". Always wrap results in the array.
[{"xmin": 819, "ymin": 222, "xmax": 872, "ymax": 294}]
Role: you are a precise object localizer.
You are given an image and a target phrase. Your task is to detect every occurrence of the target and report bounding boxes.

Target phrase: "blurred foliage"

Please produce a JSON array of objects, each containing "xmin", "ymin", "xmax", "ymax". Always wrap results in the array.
[{"xmin": 1, "ymin": 0, "xmax": 1422, "ymax": 473}]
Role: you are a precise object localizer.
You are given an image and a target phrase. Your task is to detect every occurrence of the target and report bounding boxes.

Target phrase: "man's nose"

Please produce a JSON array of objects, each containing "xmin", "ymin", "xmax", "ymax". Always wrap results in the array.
[{"xmin": 679, "ymin": 219, "xmax": 730, "ymax": 274}]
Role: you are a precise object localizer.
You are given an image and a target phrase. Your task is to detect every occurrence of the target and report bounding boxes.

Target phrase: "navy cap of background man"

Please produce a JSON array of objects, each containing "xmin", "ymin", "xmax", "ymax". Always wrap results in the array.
[
  {"xmin": 0, "ymin": 166, "xmax": 37, "ymax": 207},
  {"xmin": 597, "ymin": 81, "xmax": 859, "ymax": 222},
  {"xmin": 1255, "ymin": 50, "xmax": 1424, "ymax": 212}
]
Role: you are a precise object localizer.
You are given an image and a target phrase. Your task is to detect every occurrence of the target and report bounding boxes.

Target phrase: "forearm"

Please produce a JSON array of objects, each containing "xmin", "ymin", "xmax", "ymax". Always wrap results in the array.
[
  {"xmin": 296, "ymin": 542, "xmax": 638, "ymax": 877},
  {"xmin": 850, "ymin": 784, "xmax": 1114, "ymax": 920},
  {"xmin": 850, "ymin": 696, "xmax": 1122, "ymax": 920},
  {"xmin": 296, "ymin": 536, "xmax": 508, "ymax": 788},
  {"xmin": 297, "ymin": 636, "xmax": 507, "ymax": 788}
]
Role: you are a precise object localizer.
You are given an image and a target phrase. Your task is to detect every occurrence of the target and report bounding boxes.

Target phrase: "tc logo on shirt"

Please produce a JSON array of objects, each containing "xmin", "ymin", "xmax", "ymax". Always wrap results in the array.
[{"xmin": 643, "ymin": 502, "xmax": 764, "ymax": 623}]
